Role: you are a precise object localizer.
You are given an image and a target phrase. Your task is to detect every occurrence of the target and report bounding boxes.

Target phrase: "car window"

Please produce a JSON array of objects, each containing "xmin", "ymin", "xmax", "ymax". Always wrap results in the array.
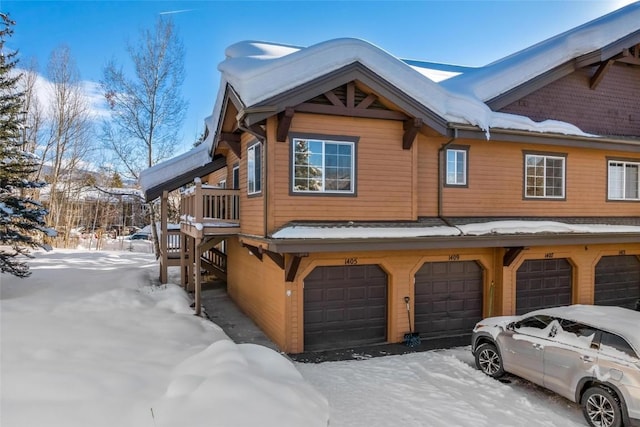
[
  {"xmin": 555, "ymin": 319, "xmax": 597, "ymax": 348},
  {"xmin": 599, "ymin": 332, "xmax": 639, "ymax": 360},
  {"xmin": 514, "ymin": 315, "xmax": 555, "ymax": 338},
  {"xmin": 515, "ymin": 315, "xmax": 553, "ymax": 330}
]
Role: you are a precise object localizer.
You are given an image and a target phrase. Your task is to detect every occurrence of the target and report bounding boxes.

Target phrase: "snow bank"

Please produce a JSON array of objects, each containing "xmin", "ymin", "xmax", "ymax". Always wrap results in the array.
[{"xmin": 1, "ymin": 250, "xmax": 328, "ymax": 427}]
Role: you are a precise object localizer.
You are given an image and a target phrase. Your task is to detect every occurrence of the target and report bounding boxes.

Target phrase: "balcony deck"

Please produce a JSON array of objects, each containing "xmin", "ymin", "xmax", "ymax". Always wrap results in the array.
[{"xmin": 180, "ymin": 181, "xmax": 240, "ymax": 238}]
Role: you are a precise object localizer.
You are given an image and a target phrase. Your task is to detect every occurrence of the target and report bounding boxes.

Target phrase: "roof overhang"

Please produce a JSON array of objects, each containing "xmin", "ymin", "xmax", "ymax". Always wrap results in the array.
[
  {"xmin": 451, "ymin": 124, "xmax": 640, "ymax": 153},
  {"xmin": 488, "ymin": 29, "xmax": 640, "ymax": 110},
  {"xmin": 238, "ymin": 62, "xmax": 451, "ymax": 137},
  {"xmin": 243, "ymin": 232, "xmax": 640, "ymax": 254},
  {"xmin": 143, "ymin": 154, "xmax": 227, "ymax": 201}
]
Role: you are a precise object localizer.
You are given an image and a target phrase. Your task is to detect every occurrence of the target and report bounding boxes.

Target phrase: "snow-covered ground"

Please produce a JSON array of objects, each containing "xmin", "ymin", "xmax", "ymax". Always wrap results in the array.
[{"xmin": 1, "ymin": 249, "xmax": 588, "ymax": 427}]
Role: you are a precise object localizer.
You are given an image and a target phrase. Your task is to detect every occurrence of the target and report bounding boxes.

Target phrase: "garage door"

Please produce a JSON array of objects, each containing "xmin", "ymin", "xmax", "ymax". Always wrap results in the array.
[
  {"xmin": 414, "ymin": 261, "xmax": 483, "ymax": 341},
  {"xmin": 595, "ymin": 255, "xmax": 640, "ymax": 309},
  {"xmin": 304, "ymin": 265, "xmax": 387, "ymax": 351},
  {"xmin": 516, "ymin": 259, "xmax": 572, "ymax": 315}
]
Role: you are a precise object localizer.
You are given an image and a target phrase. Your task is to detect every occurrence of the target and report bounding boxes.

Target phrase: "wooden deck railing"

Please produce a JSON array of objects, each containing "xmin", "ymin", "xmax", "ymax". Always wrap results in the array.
[
  {"xmin": 165, "ymin": 229, "xmax": 181, "ymax": 260},
  {"xmin": 181, "ymin": 179, "xmax": 240, "ymax": 225}
]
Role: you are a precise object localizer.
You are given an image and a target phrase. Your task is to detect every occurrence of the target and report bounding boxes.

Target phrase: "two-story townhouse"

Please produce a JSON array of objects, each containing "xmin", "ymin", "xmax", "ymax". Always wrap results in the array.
[{"xmin": 140, "ymin": 3, "xmax": 640, "ymax": 354}]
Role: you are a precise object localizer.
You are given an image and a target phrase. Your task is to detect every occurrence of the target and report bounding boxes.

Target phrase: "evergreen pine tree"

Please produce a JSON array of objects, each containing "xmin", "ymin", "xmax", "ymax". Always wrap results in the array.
[{"xmin": 0, "ymin": 13, "xmax": 53, "ymax": 277}]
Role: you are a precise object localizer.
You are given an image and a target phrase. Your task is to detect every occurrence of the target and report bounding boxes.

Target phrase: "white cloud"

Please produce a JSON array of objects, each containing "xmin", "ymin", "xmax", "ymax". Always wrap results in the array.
[{"xmin": 19, "ymin": 68, "xmax": 111, "ymax": 121}]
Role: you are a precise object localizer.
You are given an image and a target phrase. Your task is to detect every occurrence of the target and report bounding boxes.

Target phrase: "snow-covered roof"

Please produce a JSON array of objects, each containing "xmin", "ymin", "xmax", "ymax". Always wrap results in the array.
[
  {"xmin": 139, "ymin": 142, "xmax": 212, "ymax": 199},
  {"xmin": 201, "ymin": 2, "xmax": 639, "ymax": 150},
  {"xmin": 157, "ymin": 3, "xmax": 640, "ymax": 194},
  {"xmin": 402, "ymin": 59, "xmax": 473, "ymax": 83},
  {"xmin": 442, "ymin": 2, "xmax": 640, "ymax": 101},
  {"xmin": 271, "ymin": 220, "xmax": 640, "ymax": 239}
]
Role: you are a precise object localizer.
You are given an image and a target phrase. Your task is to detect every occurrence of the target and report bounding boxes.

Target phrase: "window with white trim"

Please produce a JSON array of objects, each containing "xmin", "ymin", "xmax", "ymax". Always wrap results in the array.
[
  {"xmin": 446, "ymin": 148, "xmax": 467, "ymax": 186},
  {"xmin": 292, "ymin": 138, "xmax": 354, "ymax": 193},
  {"xmin": 608, "ymin": 160, "xmax": 639, "ymax": 200},
  {"xmin": 525, "ymin": 154, "xmax": 565, "ymax": 198},
  {"xmin": 247, "ymin": 142, "xmax": 262, "ymax": 195}
]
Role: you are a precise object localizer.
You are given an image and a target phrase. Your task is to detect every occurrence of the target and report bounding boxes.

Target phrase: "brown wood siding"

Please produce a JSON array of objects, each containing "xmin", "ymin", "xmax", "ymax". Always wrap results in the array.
[
  {"xmin": 239, "ymin": 133, "xmax": 265, "ymax": 236},
  {"xmin": 441, "ymin": 139, "xmax": 640, "ymax": 217},
  {"xmin": 205, "ymin": 167, "xmax": 227, "ymax": 186},
  {"xmin": 500, "ymin": 64, "xmax": 640, "ymax": 137},
  {"xmin": 226, "ymin": 237, "xmax": 287, "ymax": 348},
  {"xmin": 270, "ymin": 114, "xmax": 415, "ymax": 232},
  {"xmin": 416, "ymin": 134, "xmax": 442, "ymax": 217}
]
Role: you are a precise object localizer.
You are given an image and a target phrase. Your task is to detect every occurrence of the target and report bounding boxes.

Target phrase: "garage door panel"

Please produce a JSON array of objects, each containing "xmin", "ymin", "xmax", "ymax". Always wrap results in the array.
[
  {"xmin": 304, "ymin": 265, "xmax": 387, "ymax": 351},
  {"xmin": 325, "ymin": 308, "xmax": 345, "ymax": 322},
  {"xmin": 414, "ymin": 261, "xmax": 483, "ymax": 340},
  {"xmin": 348, "ymin": 287, "xmax": 365, "ymax": 300},
  {"xmin": 595, "ymin": 255, "xmax": 640, "ymax": 309},
  {"xmin": 326, "ymin": 288, "xmax": 345, "ymax": 301},
  {"xmin": 368, "ymin": 286, "xmax": 386, "ymax": 299},
  {"xmin": 516, "ymin": 258, "xmax": 572, "ymax": 315}
]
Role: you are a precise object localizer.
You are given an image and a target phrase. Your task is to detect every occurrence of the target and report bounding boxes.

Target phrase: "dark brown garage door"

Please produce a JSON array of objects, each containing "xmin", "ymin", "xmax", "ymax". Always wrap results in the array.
[
  {"xmin": 414, "ymin": 261, "xmax": 483, "ymax": 341},
  {"xmin": 304, "ymin": 265, "xmax": 387, "ymax": 351},
  {"xmin": 516, "ymin": 259, "xmax": 572, "ymax": 315},
  {"xmin": 595, "ymin": 255, "xmax": 640, "ymax": 309}
]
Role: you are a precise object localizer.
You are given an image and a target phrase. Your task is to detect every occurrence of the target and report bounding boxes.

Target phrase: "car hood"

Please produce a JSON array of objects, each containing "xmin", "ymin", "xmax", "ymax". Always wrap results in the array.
[{"xmin": 473, "ymin": 315, "xmax": 520, "ymax": 340}]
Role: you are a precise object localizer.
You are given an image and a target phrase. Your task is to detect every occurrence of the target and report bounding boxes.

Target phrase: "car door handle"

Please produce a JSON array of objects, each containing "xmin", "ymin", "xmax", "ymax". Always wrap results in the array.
[
  {"xmin": 580, "ymin": 355, "xmax": 594, "ymax": 363},
  {"xmin": 532, "ymin": 343, "xmax": 544, "ymax": 351}
]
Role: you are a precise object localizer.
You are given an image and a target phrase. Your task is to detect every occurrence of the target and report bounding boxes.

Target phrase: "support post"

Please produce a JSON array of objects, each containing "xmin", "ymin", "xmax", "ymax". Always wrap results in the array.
[
  {"xmin": 180, "ymin": 233, "xmax": 188, "ymax": 289},
  {"xmin": 160, "ymin": 190, "xmax": 168, "ymax": 284},
  {"xmin": 194, "ymin": 237, "xmax": 202, "ymax": 316}
]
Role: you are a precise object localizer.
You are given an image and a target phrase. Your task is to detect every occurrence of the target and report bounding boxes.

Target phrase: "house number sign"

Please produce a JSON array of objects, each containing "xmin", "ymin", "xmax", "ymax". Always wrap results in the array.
[{"xmin": 344, "ymin": 257, "xmax": 358, "ymax": 265}]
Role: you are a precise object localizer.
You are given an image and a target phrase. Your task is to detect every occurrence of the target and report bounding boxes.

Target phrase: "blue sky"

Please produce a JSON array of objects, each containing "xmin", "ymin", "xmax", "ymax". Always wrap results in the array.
[{"xmin": 4, "ymin": 0, "xmax": 635, "ymax": 155}]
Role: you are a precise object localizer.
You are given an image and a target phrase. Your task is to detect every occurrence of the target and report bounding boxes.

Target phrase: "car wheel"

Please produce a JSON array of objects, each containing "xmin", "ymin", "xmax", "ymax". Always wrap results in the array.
[
  {"xmin": 581, "ymin": 386, "xmax": 622, "ymax": 427},
  {"xmin": 475, "ymin": 342, "xmax": 504, "ymax": 378}
]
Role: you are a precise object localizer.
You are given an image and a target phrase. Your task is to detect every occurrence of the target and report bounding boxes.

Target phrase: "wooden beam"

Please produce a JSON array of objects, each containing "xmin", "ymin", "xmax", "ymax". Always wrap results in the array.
[
  {"xmin": 285, "ymin": 255, "xmax": 302, "ymax": 282},
  {"xmin": 199, "ymin": 236, "xmax": 224, "ymax": 253},
  {"xmin": 503, "ymin": 247, "xmax": 524, "ymax": 267},
  {"xmin": 402, "ymin": 118, "xmax": 422, "ymax": 149},
  {"xmin": 248, "ymin": 124, "xmax": 266, "ymax": 139},
  {"xmin": 264, "ymin": 250, "xmax": 285, "ymax": 269},
  {"xmin": 160, "ymin": 190, "xmax": 168, "ymax": 284},
  {"xmin": 220, "ymin": 133, "xmax": 241, "ymax": 159},
  {"xmin": 323, "ymin": 90, "xmax": 344, "ymax": 107},
  {"xmin": 296, "ymin": 102, "xmax": 408, "ymax": 120},
  {"xmin": 243, "ymin": 243, "xmax": 263, "ymax": 261},
  {"xmin": 276, "ymin": 107, "xmax": 295, "ymax": 142},
  {"xmin": 346, "ymin": 82, "xmax": 355, "ymax": 108},
  {"xmin": 194, "ymin": 237, "xmax": 202, "ymax": 315},
  {"xmin": 590, "ymin": 59, "xmax": 614, "ymax": 89},
  {"xmin": 356, "ymin": 93, "xmax": 377, "ymax": 110}
]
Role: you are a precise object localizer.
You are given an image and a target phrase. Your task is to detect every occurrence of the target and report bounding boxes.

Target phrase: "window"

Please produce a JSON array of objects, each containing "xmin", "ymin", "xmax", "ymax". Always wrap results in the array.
[
  {"xmin": 232, "ymin": 165, "xmax": 240, "ymax": 190},
  {"xmin": 292, "ymin": 137, "xmax": 354, "ymax": 194},
  {"xmin": 525, "ymin": 154, "xmax": 565, "ymax": 198},
  {"xmin": 608, "ymin": 160, "xmax": 639, "ymax": 200},
  {"xmin": 247, "ymin": 142, "xmax": 262, "ymax": 195},
  {"xmin": 599, "ymin": 332, "xmax": 638, "ymax": 360},
  {"xmin": 515, "ymin": 315, "xmax": 554, "ymax": 330},
  {"xmin": 446, "ymin": 148, "xmax": 467, "ymax": 186}
]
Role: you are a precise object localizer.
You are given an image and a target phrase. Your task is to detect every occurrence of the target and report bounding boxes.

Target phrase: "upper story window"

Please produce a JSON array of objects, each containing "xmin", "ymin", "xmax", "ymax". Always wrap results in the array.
[
  {"xmin": 292, "ymin": 137, "xmax": 355, "ymax": 194},
  {"xmin": 446, "ymin": 147, "xmax": 468, "ymax": 186},
  {"xmin": 524, "ymin": 153, "xmax": 565, "ymax": 199},
  {"xmin": 247, "ymin": 142, "xmax": 262, "ymax": 195},
  {"xmin": 608, "ymin": 160, "xmax": 639, "ymax": 201}
]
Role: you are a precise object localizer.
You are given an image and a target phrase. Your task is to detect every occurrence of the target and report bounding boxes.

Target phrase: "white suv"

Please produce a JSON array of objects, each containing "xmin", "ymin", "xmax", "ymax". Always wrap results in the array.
[{"xmin": 471, "ymin": 305, "xmax": 640, "ymax": 427}]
